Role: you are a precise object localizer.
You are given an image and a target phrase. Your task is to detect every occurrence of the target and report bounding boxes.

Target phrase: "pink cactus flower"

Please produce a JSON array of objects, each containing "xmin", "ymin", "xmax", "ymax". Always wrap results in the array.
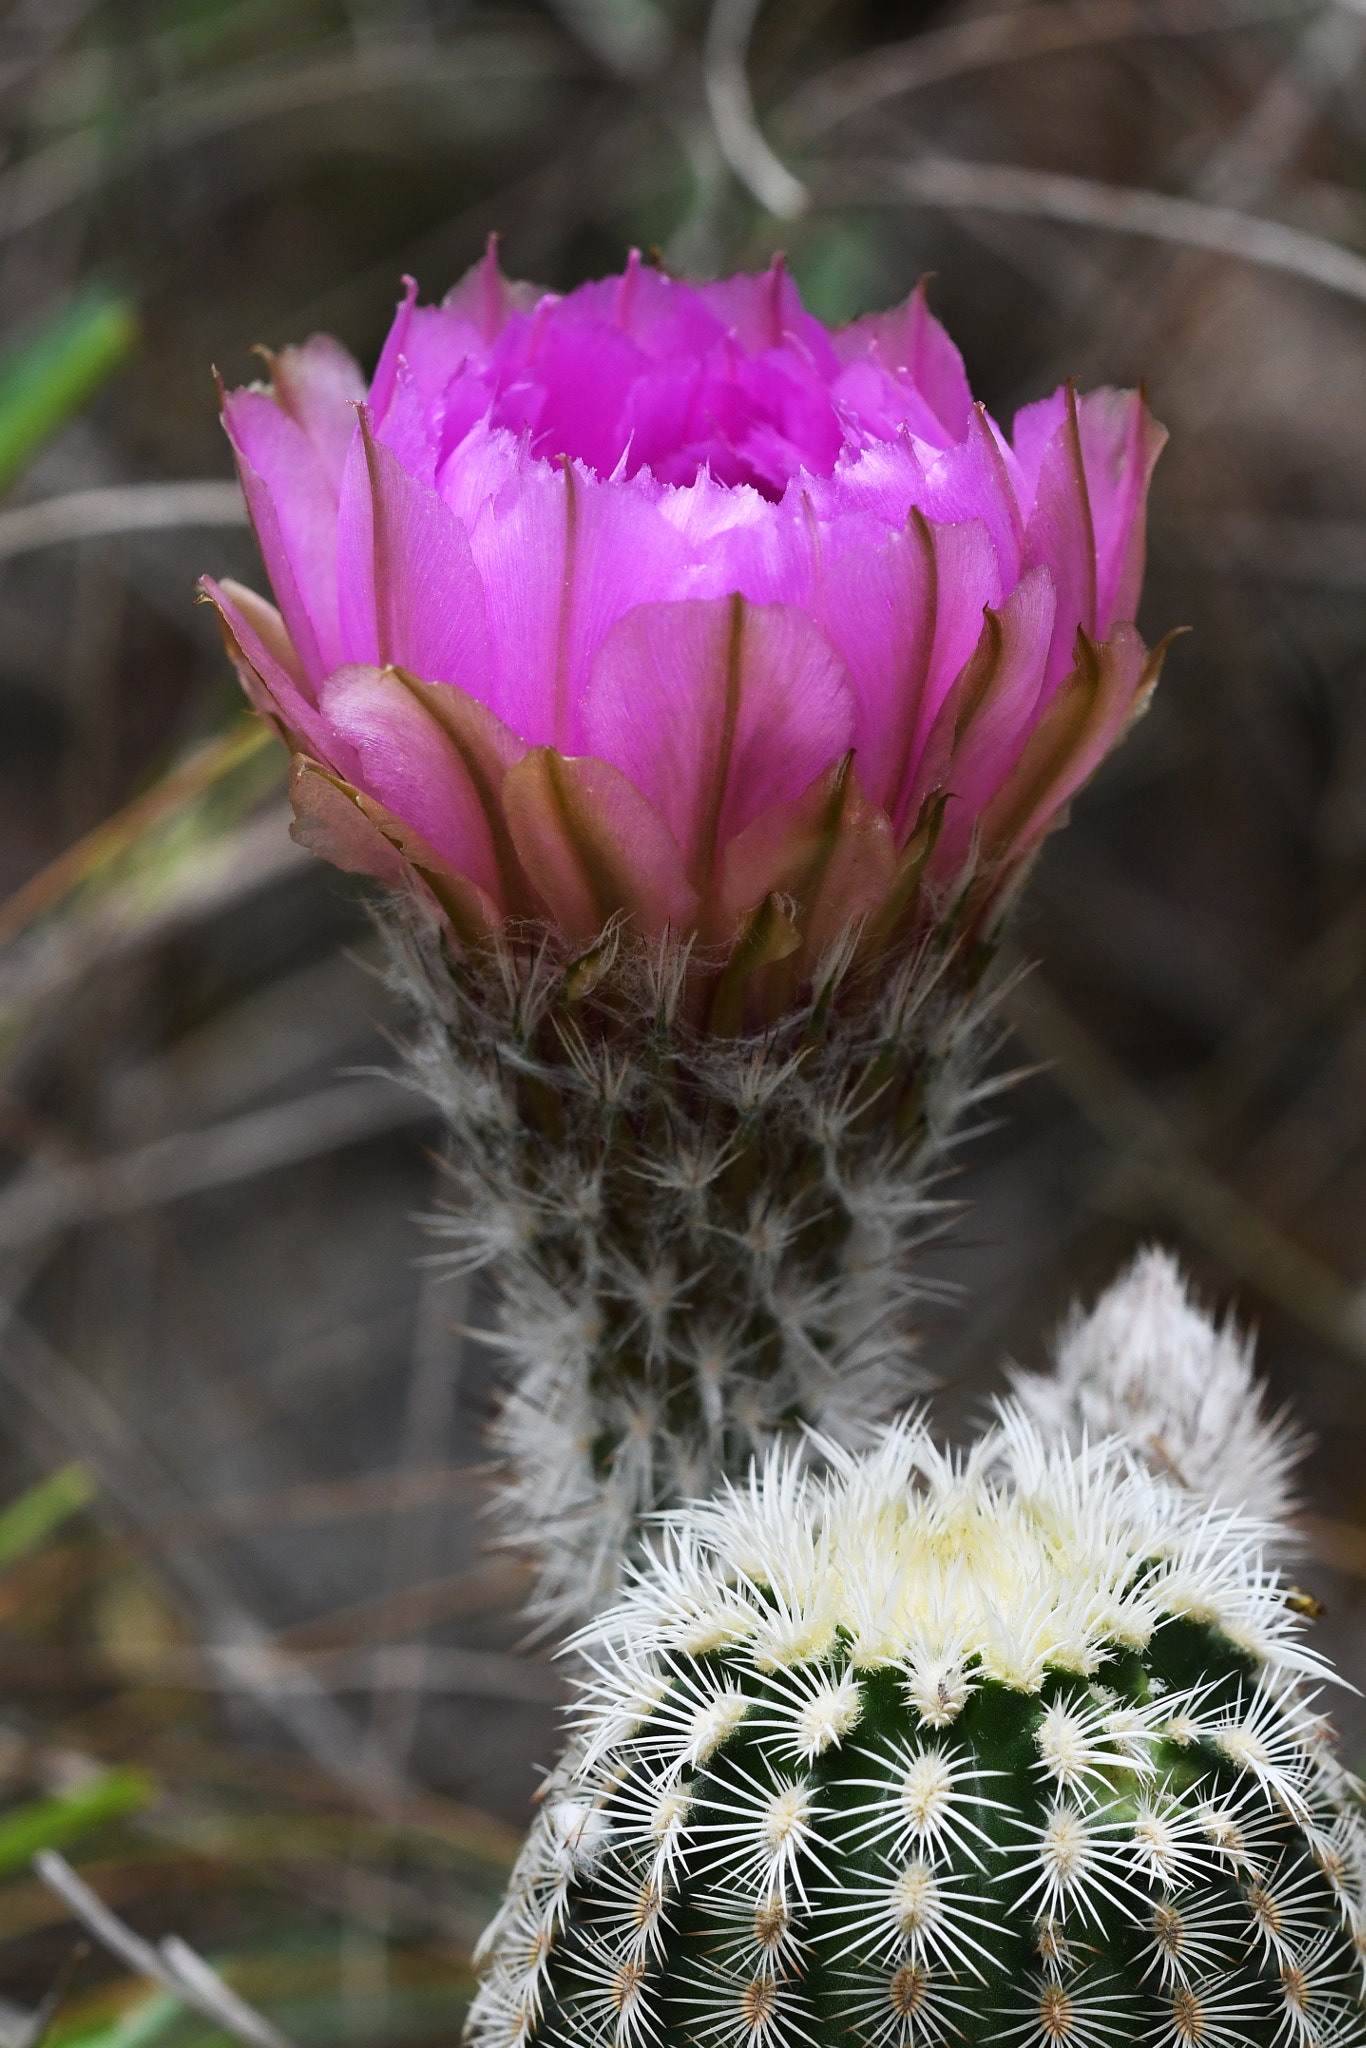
[{"xmin": 203, "ymin": 246, "xmax": 1168, "ymax": 1013}]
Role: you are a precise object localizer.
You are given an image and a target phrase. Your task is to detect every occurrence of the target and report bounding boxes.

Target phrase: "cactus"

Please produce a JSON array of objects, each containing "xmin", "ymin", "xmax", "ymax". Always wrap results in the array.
[
  {"xmin": 1011, "ymin": 1250, "xmax": 1307, "ymax": 1526},
  {"xmin": 391, "ymin": 913, "xmax": 1004, "ymax": 1631},
  {"xmin": 467, "ymin": 1412, "xmax": 1366, "ymax": 2048}
]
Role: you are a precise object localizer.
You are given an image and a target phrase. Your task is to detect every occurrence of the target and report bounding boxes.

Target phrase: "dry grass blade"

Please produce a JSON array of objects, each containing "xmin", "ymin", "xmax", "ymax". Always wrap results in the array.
[
  {"xmin": 1004, "ymin": 965, "xmax": 1366, "ymax": 1367},
  {"xmin": 0, "ymin": 482, "xmax": 247, "ymax": 566},
  {"xmin": 0, "ymin": 27, "xmax": 573, "ymax": 246},
  {"xmin": 0, "ymin": 1310, "xmax": 420, "ymax": 1814},
  {"xmin": 705, "ymin": 0, "xmax": 808, "ymax": 219},
  {"xmin": 0, "ymin": 1076, "xmax": 433, "ymax": 1252},
  {"xmin": 775, "ymin": 0, "xmax": 1305, "ymax": 144},
  {"xmin": 827, "ymin": 155, "xmax": 1366, "ymax": 306},
  {"xmin": 33, "ymin": 1851, "xmax": 296, "ymax": 2048}
]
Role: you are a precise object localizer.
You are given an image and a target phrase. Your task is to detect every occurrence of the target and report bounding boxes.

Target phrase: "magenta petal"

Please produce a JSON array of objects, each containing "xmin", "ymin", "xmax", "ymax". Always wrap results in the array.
[
  {"xmin": 222, "ymin": 389, "xmax": 344, "ymax": 681},
  {"xmin": 815, "ymin": 513, "xmax": 999, "ymax": 834},
  {"xmin": 315, "ymin": 664, "xmax": 508, "ymax": 900},
  {"xmin": 919, "ymin": 565, "xmax": 1058, "ymax": 878},
  {"xmin": 699, "ymin": 258, "xmax": 814, "ymax": 357},
  {"xmin": 916, "ymin": 408, "xmax": 1026, "ymax": 591},
  {"xmin": 369, "ymin": 275, "xmax": 417, "ymax": 428},
  {"xmin": 977, "ymin": 620, "xmax": 1160, "ymax": 872},
  {"xmin": 502, "ymin": 749, "xmax": 698, "ymax": 943},
  {"xmin": 201, "ymin": 574, "xmax": 356, "ymax": 777},
  {"xmin": 1075, "ymin": 388, "xmax": 1168, "ymax": 631},
  {"xmin": 1019, "ymin": 387, "xmax": 1098, "ymax": 691},
  {"xmin": 461, "ymin": 455, "xmax": 691, "ymax": 750},
  {"xmin": 266, "ymin": 334, "xmax": 365, "ymax": 498},
  {"xmin": 289, "ymin": 757, "xmax": 502, "ymax": 943},
  {"xmin": 721, "ymin": 756, "xmax": 896, "ymax": 968},
  {"xmin": 205, "ymin": 576, "xmax": 307, "ymax": 690},
  {"xmin": 837, "ymin": 279, "xmax": 973, "ymax": 446},
  {"xmin": 581, "ymin": 594, "xmax": 855, "ymax": 905},
  {"xmin": 336, "ymin": 415, "xmax": 496, "ymax": 698},
  {"xmin": 1009, "ymin": 387, "xmax": 1069, "ymax": 515},
  {"xmin": 440, "ymin": 235, "xmax": 542, "ymax": 345}
]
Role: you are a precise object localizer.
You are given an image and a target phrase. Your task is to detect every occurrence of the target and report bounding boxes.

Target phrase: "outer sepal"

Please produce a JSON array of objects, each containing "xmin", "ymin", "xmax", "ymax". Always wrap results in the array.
[{"xmin": 289, "ymin": 755, "xmax": 501, "ymax": 946}]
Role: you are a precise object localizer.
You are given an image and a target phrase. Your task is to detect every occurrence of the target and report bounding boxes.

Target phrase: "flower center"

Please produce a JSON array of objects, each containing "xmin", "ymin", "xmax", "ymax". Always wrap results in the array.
[
  {"xmin": 612, "ymin": 1961, "xmax": 647, "ymax": 2012},
  {"xmin": 1153, "ymin": 1904, "xmax": 1184, "ymax": 1957},
  {"xmin": 1247, "ymin": 1884, "xmax": 1281, "ymax": 1937},
  {"xmin": 753, "ymin": 1897, "xmax": 790, "ymax": 1952},
  {"xmin": 651, "ymin": 1789, "xmax": 689, "ymax": 1840},
  {"xmin": 1041, "ymin": 1806, "xmax": 1091, "ymax": 1882},
  {"xmin": 687, "ymin": 1690, "xmax": 749, "ymax": 1764}
]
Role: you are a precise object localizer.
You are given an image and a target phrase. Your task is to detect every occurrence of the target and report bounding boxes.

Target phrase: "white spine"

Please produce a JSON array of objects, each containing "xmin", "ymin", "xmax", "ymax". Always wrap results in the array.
[{"xmin": 1009, "ymin": 1248, "xmax": 1306, "ymax": 1521}]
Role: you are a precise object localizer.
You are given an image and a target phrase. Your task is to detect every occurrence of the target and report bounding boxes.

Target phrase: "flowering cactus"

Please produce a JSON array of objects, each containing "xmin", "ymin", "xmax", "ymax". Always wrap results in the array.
[
  {"xmin": 203, "ymin": 244, "xmax": 1167, "ymax": 992},
  {"xmin": 201, "ymin": 251, "xmax": 1173, "ymax": 1623},
  {"xmin": 470, "ymin": 1413, "xmax": 1365, "ymax": 2048}
]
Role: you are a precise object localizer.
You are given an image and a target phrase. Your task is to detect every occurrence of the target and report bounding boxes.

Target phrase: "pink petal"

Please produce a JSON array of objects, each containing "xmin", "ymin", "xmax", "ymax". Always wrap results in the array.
[
  {"xmin": 815, "ymin": 512, "xmax": 1000, "ymax": 834},
  {"xmin": 315, "ymin": 663, "xmax": 526, "ymax": 906},
  {"xmin": 721, "ymin": 754, "xmax": 896, "ymax": 970},
  {"xmin": 914, "ymin": 565, "xmax": 1058, "ymax": 879},
  {"xmin": 581, "ymin": 594, "xmax": 855, "ymax": 908},
  {"xmin": 439, "ymin": 234, "xmax": 542, "ymax": 347},
  {"xmin": 459, "ymin": 453, "xmax": 692, "ymax": 749},
  {"xmin": 915, "ymin": 407, "xmax": 1026, "ymax": 591},
  {"xmin": 1018, "ymin": 384, "xmax": 1098, "ymax": 690},
  {"xmin": 289, "ymin": 754, "xmax": 501, "ymax": 943},
  {"xmin": 1009, "ymin": 387, "xmax": 1069, "ymax": 515},
  {"xmin": 264, "ymin": 334, "xmax": 365, "ymax": 498},
  {"xmin": 1075, "ymin": 387, "xmax": 1168, "ymax": 631},
  {"xmin": 369, "ymin": 275, "xmax": 417, "ymax": 427},
  {"xmin": 289, "ymin": 754, "xmax": 417, "ymax": 890},
  {"xmin": 978, "ymin": 620, "xmax": 1163, "ymax": 871},
  {"xmin": 206, "ymin": 575, "xmax": 307, "ymax": 689},
  {"xmin": 836, "ymin": 278, "xmax": 973, "ymax": 446},
  {"xmin": 699, "ymin": 256, "xmax": 826, "ymax": 361},
  {"xmin": 336, "ymin": 413, "xmax": 497, "ymax": 697},
  {"xmin": 222, "ymin": 388, "xmax": 344, "ymax": 681},
  {"xmin": 200, "ymin": 573, "xmax": 353, "ymax": 774},
  {"xmin": 501, "ymin": 748, "xmax": 698, "ymax": 944}
]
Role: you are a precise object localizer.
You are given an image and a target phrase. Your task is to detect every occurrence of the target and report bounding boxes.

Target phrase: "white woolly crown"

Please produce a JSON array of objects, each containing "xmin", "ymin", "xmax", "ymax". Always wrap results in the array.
[{"xmin": 574, "ymin": 1409, "xmax": 1326, "ymax": 1700}]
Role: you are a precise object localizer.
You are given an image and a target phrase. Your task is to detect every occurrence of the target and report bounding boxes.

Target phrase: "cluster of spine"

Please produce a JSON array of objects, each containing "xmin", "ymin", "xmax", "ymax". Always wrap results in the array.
[
  {"xmin": 1012, "ymin": 1250, "xmax": 1306, "ymax": 1525},
  {"xmin": 468, "ymin": 1415, "xmax": 1365, "ymax": 2048},
  {"xmin": 386, "ymin": 911, "xmax": 1002, "ymax": 1627}
]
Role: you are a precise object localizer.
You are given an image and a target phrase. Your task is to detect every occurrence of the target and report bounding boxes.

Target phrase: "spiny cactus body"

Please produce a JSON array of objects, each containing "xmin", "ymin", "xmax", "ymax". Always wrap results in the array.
[
  {"xmin": 468, "ymin": 1414, "xmax": 1365, "ymax": 2048},
  {"xmin": 393, "ymin": 915, "xmax": 1001, "ymax": 1627}
]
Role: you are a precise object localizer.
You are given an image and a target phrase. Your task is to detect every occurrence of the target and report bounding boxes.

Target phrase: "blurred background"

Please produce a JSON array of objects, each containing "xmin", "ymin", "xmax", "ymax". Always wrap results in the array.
[{"xmin": 1, "ymin": 0, "xmax": 1365, "ymax": 2038}]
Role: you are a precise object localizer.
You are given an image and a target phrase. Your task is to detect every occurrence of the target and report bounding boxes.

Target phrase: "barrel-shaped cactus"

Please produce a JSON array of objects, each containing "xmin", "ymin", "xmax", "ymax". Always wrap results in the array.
[{"xmin": 468, "ymin": 1414, "xmax": 1365, "ymax": 2048}]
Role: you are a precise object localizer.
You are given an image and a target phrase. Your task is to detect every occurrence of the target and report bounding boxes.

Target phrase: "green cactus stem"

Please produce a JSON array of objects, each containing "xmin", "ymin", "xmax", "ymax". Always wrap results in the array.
[
  {"xmin": 389, "ymin": 912, "xmax": 1006, "ymax": 1630},
  {"xmin": 467, "ymin": 1415, "xmax": 1365, "ymax": 2048}
]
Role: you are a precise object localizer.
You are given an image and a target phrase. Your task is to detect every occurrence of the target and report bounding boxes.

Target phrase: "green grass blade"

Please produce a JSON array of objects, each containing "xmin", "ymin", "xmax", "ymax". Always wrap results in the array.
[
  {"xmin": 52, "ymin": 1991, "xmax": 185, "ymax": 2048},
  {"xmin": 0, "ymin": 1462, "xmax": 96, "ymax": 1567},
  {"xmin": 0, "ymin": 1768, "xmax": 154, "ymax": 1876},
  {"xmin": 0, "ymin": 292, "xmax": 139, "ymax": 497}
]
